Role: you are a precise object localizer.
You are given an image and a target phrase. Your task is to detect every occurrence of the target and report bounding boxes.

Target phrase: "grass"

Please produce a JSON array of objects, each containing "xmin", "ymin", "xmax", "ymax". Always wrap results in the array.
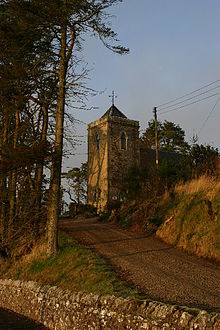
[
  {"xmin": 157, "ymin": 176, "xmax": 220, "ymax": 262},
  {"xmin": 174, "ymin": 175, "xmax": 220, "ymax": 197},
  {"xmin": 98, "ymin": 175, "xmax": 220, "ymax": 262},
  {"xmin": 0, "ymin": 231, "xmax": 140, "ymax": 299}
]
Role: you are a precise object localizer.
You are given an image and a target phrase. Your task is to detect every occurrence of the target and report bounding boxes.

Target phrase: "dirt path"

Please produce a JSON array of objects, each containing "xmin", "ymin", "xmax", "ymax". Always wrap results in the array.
[{"xmin": 60, "ymin": 218, "xmax": 220, "ymax": 313}]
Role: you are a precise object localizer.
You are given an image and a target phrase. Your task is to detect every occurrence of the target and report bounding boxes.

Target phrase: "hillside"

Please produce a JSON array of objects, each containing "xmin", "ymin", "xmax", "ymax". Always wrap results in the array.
[
  {"xmin": 156, "ymin": 176, "xmax": 220, "ymax": 262},
  {"xmin": 114, "ymin": 176, "xmax": 220, "ymax": 262}
]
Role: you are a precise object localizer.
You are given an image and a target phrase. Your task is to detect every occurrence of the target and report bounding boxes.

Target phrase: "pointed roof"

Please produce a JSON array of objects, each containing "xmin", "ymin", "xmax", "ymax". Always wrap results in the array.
[{"xmin": 101, "ymin": 105, "xmax": 127, "ymax": 119}]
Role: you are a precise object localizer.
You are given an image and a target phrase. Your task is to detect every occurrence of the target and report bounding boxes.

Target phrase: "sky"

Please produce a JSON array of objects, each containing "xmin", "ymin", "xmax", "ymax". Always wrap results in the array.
[{"xmin": 64, "ymin": 0, "xmax": 220, "ymax": 170}]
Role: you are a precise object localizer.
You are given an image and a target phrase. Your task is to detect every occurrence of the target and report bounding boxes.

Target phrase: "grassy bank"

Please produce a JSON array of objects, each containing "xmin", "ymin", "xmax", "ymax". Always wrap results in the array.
[
  {"xmin": 113, "ymin": 176, "xmax": 220, "ymax": 262},
  {"xmin": 0, "ymin": 231, "xmax": 139, "ymax": 299},
  {"xmin": 156, "ymin": 176, "xmax": 220, "ymax": 262}
]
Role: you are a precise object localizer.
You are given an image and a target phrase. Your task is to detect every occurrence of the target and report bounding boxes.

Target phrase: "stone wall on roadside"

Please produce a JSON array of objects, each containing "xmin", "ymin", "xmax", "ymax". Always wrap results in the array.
[{"xmin": 0, "ymin": 279, "xmax": 219, "ymax": 329}]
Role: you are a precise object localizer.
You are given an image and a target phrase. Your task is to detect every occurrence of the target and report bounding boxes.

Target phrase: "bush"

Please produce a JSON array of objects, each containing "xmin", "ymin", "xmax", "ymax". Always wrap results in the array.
[{"xmin": 148, "ymin": 216, "xmax": 163, "ymax": 227}]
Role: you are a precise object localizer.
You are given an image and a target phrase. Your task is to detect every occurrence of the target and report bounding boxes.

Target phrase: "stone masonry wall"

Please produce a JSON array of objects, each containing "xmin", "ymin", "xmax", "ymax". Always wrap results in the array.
[
  {"xmin": 108, "ymin": 117, "xmax": 139, "ymax": 200},
  {"xmin": 88, "ymin": 119, "xmax": 109, "ymax": 212},
  {"xmin": 0, "ymin": 279, "xmax": 219, "ymax": 329},
  {"xmin": 87, "ymin": 115, "xmax": 139, "ymax": 211}
]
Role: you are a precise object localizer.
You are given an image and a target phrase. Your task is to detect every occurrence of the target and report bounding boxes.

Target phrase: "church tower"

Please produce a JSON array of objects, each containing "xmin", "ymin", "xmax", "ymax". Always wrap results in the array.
[{"xmin": 87, "ymin": 103, "xmax": 139, "ymax": 212}]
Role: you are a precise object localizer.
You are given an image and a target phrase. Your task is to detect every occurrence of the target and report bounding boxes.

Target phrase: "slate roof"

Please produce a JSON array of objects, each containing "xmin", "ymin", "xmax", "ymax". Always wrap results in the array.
[{"xmin": 101, "ymin": 105, "xmax": 127, "ymax": 119}]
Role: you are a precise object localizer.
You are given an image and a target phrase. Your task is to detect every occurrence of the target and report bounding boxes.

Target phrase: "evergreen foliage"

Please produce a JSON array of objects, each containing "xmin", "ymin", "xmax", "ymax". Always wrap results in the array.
[
  {"xmin": 122, "ymin": 121, "xmax": 220, "ymax": 200},
  {"xmin": 0, "ymin": 0, "xmax": 128, "ymax": 257},
  {"xmin": 141, "ymin": 119, "xmax": 189, "ymax": 153}
]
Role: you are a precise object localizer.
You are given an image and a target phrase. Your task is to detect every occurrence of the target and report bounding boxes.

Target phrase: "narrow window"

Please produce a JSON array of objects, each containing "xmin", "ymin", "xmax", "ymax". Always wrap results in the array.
[
  {"xmin": 96, "ymin": 134, "xmax": 99, "ymax": 150},
  {"xmin": 121, "ymin": 132, "xmax": 127, "ymax": 150}
]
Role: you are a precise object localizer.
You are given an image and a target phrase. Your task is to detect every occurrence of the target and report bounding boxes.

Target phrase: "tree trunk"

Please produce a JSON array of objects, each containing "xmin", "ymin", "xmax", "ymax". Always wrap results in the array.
[
  {"xmin": 0, "ymin": 177, "xmax": 7, "ymax": 243},
  {"xmin": 0, "ymin": 107, "xmax": 8, "ymax": 243},
  {"xmin": 46, "ymin": 23, "xmax": 67, "ymax": 255},
  {"xmin": 8, "ymin": 108, "xmax": 19, "ymax": 239},
  {"xmin": 34, "ymin": 104, "xmax": 48, "ymax": 237}
]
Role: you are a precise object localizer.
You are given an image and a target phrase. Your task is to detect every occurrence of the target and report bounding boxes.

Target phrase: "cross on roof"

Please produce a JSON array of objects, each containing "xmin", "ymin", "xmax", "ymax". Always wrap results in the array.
[{"xmin": 109, "ymin": 90, "xmax": 117, "ymax": 106}]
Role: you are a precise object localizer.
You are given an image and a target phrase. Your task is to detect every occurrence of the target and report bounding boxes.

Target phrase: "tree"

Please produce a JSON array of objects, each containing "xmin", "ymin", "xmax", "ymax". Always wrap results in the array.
[
  {"xmin": 0, "ymin": 0, "xmax": 129, "ymax": 256},
  {"xmin": 0, "ymin": 0, "xmax": 55, "ymax": 254},
  {"xmin": 42, "ymin": 0, "xmax": 129, "ymax": 255},
  {"xmin": 141, "ymin": 120, "xmax": 163, "ymax": 149},
  {"xmin": 63, "ymin": 162, "xmax": 88, "ymax": 205},
  {"xmin": 189, "ymin": 144, "xmax": 218, "ymax": 178},
  {"xmin": 160, "ymin": 121, "xmax": 189, "ymax": 153},
  {"xmin": 141, "ymin": 120, "xmax": 189, "ymax": 154}
]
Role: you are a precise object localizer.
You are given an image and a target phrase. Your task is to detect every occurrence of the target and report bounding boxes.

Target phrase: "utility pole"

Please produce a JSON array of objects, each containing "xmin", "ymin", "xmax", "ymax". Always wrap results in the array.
[{"xmin": 153, "ymin": 106, "xmax": 159, "ymax": 168}]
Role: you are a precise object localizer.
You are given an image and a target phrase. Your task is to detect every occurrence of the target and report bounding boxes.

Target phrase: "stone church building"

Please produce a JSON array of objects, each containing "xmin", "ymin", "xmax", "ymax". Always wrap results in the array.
[
  {"xmin": 88, "ymin": 103, "xmax": 220, "ymax": 212},
  {"xmin": 87, "ymin": 104, "xmax": 140, "ymax": 212}
]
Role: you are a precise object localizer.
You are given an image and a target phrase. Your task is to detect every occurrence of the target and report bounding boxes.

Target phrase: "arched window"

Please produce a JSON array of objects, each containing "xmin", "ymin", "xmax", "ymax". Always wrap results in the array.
[
  {"xmin": 121, "ymin": 132, "xmax": 127, "ymax": 150},
  {"xmin": 96, "ymin": 134, "xmax": 99, "ymax": 150}
]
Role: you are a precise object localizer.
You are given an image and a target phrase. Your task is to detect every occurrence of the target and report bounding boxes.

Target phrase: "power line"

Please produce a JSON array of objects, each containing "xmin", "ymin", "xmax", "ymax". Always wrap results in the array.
[
  {"xmin": 157, "ymin": 79, "xmax": 220, "ymax": 109},
  {"xmin": 73, "ymin": 118, "xmax": 88, "ymax": 126},
  {"xmin": 159, "ymin": 91, "xmax": 220, "ymax": 115},
  {"xmin": 157, "ymin": 84, "xmax": 220, "ymax": 112},
  {"xmin": 197, "ymin": 96, "xmax": 220, "ymax": 135}
]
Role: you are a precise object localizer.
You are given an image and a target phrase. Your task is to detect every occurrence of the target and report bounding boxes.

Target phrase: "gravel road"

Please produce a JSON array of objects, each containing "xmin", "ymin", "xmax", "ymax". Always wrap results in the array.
[
  {"xmin": 60, "ymin": 218, "xmax": 220, "ymax": 313},
  {"xmin": 0, "ymin": 308, "xmax": 46, "ymax": 329}
]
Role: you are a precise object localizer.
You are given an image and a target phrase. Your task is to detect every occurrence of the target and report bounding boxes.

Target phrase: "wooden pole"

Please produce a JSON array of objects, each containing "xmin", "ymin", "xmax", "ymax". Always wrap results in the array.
[{"xmin": 153, "ymin": 107, "xmax": 159, "ymax": 168}]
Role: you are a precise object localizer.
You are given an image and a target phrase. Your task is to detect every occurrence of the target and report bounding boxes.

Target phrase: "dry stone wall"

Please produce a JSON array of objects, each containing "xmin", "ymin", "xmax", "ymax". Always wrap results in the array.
[{"xmin": 0, "ymin": 279, "xmax": 219, "ymax": 329}]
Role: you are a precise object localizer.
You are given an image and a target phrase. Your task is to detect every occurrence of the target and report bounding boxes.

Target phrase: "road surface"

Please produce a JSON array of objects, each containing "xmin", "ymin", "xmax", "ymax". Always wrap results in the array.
[
  {"xmin": 60, "ymin": 218, "xmax": 220, "ymax": 313},
  {"xmin": 0, "ymin": 308, "xmax": 46, "ymax": 329}
]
